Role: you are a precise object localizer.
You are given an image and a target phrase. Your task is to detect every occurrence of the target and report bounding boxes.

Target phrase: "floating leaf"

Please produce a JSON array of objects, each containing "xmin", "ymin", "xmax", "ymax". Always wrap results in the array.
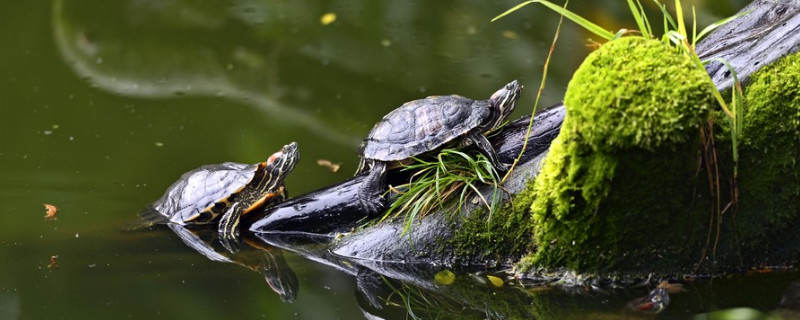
[
  {"xmin": 43, "ymin": 203, "xmax": 58, "ymax": 221},
  {"xmin": 487, "ymin": 275, "xmax": 504, "ymax": 287},
  {"xmin": 434, "ymin": 270, "xmax": 455, "ymax": 285},
  {"xmin": 316, "ymin": 159, "xmax": 341, "ymax": 172},
  {"xmin": 320, "ymin": 12, "xmax": 337, "ymax": 25}
]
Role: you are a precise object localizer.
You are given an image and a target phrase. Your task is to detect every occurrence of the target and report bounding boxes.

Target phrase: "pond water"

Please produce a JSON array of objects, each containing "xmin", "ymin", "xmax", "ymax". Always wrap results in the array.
[{"xmin": 1, "ymin": 0, "xmax": 794, "ymax": 319}]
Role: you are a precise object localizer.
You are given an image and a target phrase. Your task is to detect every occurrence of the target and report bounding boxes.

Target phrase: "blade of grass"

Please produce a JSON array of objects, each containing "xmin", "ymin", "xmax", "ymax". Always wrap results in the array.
[
  {"xmin": 640, "ymin": 0, "xmax": 653, "ymax": 38},
  {"xmin": 695, "ymin": 10, "xmax": 752, "ymax": 45},
  {"xmin": 691, "ymin": 6, "xmax": 697, "ymax": 47},
  {"xmin": 502, "ymin": 0, "xmax": 567, "ymax": 184},
  {"xmin": 653, "ymin": 0, "xmax": 678, "ymax": 31},
  {"xmin": 493, "ymin": 0, "xmax": 614, "ymax": 41},
  {"xmin": 675, "ymin": 0, "xmax": 687, "ymax": 38},
  {"xmin": 634, "ymin": 0, "xmax": 653, "ymax": 38},
  {"xmin": 626, "ymin": 0, "xmax": 650, "ymax": 38}
]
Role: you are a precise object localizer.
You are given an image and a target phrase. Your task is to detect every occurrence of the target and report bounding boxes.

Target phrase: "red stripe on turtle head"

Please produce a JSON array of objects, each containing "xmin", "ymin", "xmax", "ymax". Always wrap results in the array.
[{"xmin": 266, "ymin": 150, "xmax": 284, "ymax": 165}]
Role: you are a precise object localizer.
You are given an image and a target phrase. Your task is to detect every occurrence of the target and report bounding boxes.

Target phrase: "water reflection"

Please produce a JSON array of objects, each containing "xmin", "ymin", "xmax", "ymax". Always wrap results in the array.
[
  {"xmin": 164, "ymin": 224, "xmax": 299, "ymax": 303},
  {"xmin": 51, "ymin": 0, "xmax": 361, "ymax": 146},
  {"xmin": 258, "ymin": 232, "xmax": 539, "ymax": 319},
  {"xmin": 153, "ymin": 222, "xmax": 543, "ymax": 318}
]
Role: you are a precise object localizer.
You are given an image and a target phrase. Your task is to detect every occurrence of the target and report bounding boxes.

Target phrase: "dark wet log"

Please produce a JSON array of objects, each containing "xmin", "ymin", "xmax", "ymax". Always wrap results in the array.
[
  {"xmin": 248, "ymin": 175, "xmax": 365, "ymax": 233},
  {"xmin": 249, "ymin": 105, "xmax": 566, "ymax": 234}
]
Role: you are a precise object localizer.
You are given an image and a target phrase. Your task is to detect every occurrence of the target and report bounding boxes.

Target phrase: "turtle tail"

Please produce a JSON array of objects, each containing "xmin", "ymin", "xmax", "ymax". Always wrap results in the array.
[{"xmin": 138, "ymin": 205, "xmax": 170, "ymax": 225}]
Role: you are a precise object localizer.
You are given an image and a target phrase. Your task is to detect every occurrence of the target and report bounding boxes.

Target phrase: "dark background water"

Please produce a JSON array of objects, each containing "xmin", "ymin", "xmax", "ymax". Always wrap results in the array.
[{"xmin": 3, "ymin": 0, "xmax": 793, "ymax": 319}]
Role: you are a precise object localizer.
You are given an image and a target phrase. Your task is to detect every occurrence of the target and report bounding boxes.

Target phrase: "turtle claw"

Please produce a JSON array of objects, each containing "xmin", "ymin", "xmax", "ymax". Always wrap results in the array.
[
  {"xmin": 359, "ymin": 197, "xmax": 386, "ymax": 216},
  {"xmin": 358, "ymin": 162, "xmax": 388, "ymax": 215}
]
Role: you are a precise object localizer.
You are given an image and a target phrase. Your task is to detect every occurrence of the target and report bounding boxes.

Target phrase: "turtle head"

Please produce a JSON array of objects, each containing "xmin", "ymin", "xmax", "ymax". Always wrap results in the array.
[
  {"xmin": 267, "ymin": 142, "xmax": 299, "ymax": 175},
  {"xmin": 259, "ymin": 142, "xmax": 300, "ymax": 191},
  {"xmin": 487, "ymin": 80, "xmax": 523, "ymax": 129}
]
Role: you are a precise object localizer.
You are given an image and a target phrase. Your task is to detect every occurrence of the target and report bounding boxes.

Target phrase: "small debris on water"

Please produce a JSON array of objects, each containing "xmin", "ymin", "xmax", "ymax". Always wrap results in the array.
[
  {"xmin": 657, "ymin": 280, "xmax": 686, "ymax": 294},
  {"xmin": 75, "ymin": 233, "xmax": 80, "ymax": 239},
  {"xmin": 316, "ymin": 159, "xmax": 341, "ymax": 172},
  {"xmin": 502, "ymin": 30, "xmax": 518, "ymax": 39},
  {"xmin": 487, "ymin": 275, "xmax": 504, "ymax": 288},
  {"xmin": 154, "ymin": 142, "xmax": 164, "ymax": 147},
  {"xmin": 434, "ymin": 270, "xmax": 455, "ymax": 285},
  {"xmin": 48, "ymin": 255, "xmax": 59, "ymax": 269},
  {"xmin": 320, "ymin": 12, "xmax": 336, "ymax": 25},
  {"xmin": 381, "ymin": 39, "xmax": 392, "ymax": 47},
  {"xmin": 43, "ymin": 204, "xmax": 58, "ymax": 221}
]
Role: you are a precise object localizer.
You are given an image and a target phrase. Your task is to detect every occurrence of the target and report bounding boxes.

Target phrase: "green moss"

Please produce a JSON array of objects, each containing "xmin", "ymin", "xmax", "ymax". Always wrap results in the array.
[
  {"xmin": 732, "ymin": 52, "xmax": 800, "ymax": 262},
  {"xmin": 450, "ymin": 178, "xmax": 538, "ymax": 263},
  {"xmin": 529, "ymin": 37, "xmax": 715, "ymax": 272},
  {"xmin": 566, "ymin": 37, "xmax": 712, "ymax": 151}
]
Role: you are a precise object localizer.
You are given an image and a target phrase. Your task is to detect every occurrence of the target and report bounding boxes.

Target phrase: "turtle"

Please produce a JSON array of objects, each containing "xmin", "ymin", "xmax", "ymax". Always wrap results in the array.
[
  {"xmin": 142, "ymin": 142, "xmax": 299, "ymax": 244},
  {"xmin": 355, "ymin": 80, "xmax": 523, "ymax": 213}
]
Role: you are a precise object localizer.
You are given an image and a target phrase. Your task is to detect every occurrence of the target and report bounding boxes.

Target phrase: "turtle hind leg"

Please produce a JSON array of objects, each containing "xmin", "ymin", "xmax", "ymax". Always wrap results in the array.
[
  {"xmin": 467, "ymin": 132, "xmax": 510, "ymax": 173},
  {"xmin": 218, "ymin": 203, "xmax": 243, "ymax": 253},
  {"xmin": 358, "ymin": 160, "xmax": 388, "ymax": 215}
]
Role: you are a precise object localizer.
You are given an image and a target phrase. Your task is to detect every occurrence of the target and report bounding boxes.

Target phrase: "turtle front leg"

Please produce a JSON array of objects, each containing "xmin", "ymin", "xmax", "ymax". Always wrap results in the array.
[
  {"xmin": 218, "ymin": 203, "xmax": 243, "ymax": 253},
  {"xmin": 467, "ymin": 132, "xmax": 510, "ymax": 172},
  {"xmin": 358, "ymin": 160, "xmax": 388, "ymax": 215}
]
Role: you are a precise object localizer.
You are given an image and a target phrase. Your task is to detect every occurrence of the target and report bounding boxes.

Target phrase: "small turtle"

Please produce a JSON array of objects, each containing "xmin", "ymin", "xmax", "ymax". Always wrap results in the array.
[
  {"xmin": 356, "ymin": 80, "xmax": 522, "ymax": 213},
  {"xmin": 142, "ymin": 142, "xmax": 299, "ymax": 243}
]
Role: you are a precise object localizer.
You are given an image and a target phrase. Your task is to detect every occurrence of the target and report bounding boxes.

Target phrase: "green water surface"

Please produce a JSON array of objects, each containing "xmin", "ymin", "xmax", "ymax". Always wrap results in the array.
[{"xmin": 2, "ymin": 1, "xmax": 792, "ymax": 319}]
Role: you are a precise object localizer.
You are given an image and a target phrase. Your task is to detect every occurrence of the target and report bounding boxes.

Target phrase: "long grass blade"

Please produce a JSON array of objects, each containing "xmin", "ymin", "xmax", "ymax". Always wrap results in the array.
[
  {"xmin": 653, "ymin": 0, "xmax": 678, "ymax": 31},
  {"xmin": 695, "ymin": 10, "xmax": 752, "ymax": 45},
  {"xmin": 492, "ymin": 1, "xmax": 536, "ymax": 22},
  {"xmin": 639, "ymin": 0, "xmax": 653, "ymax": 38},
  {"xmin": 493, "ymin": 0, "xmax": 614, "ymax": 40},
  {"xmin": 626, "ymin": 0, "xmax": 650, "ymax": 38},
  {"xmin": 503, "ymin": 0, "xmax": 567, "ymax": 183},
  {"xmin": 675, "ymin": 0, "xmax": 687, "ymax": 39}
]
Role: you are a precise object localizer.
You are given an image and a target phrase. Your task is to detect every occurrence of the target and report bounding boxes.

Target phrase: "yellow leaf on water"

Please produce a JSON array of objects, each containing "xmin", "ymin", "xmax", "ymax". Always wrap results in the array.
[
  {"xmin": 316, "ymin": 159, "xmax": 341, "ymax": 172},
  {"xmin": 43, "ymin": 203, "xmax": 58, "ymax": 221},
  {"xmin": 487, "ymin": 275, "xmax": 504, "ymax": 288},
  {"xmin": 434, "ymin": 270, "xmax": 455, "ymax": 285},
  {"xmin": 320, "ymin": 12, "xmax": 337, "ymax": 25}
]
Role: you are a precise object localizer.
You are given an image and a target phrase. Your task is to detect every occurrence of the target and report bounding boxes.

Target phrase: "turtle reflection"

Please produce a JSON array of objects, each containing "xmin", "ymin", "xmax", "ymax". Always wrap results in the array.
[{"xmin": 167, "ymin": 224, "xmax": 298, "ymax": 303}]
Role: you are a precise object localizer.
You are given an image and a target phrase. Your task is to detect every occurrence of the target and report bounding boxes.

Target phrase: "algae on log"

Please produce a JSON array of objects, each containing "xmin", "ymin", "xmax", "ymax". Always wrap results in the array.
[
  {"xmin": 731, "ymin": 52, "xmax": 800, "ymax": 266},
  {"xmin": 528, "ymin": 37, "xmax": 716, "ymax": 273}
]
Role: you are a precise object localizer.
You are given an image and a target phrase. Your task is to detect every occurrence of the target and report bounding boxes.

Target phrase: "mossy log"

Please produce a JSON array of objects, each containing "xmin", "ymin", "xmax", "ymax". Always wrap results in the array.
[{"xmin": 252, "ymin": 0, "xmax": 800, "ymax": 279}]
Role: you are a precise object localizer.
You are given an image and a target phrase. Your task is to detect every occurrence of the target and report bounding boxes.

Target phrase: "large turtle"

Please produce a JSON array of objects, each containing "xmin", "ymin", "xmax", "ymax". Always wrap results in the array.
[
  {"xmin": 355, "ymin": 80, "xmax": 523, "ymax": 213},
  {"xmin": 142, "ymin": 142, "xmax": 299, "ymax": 245}
]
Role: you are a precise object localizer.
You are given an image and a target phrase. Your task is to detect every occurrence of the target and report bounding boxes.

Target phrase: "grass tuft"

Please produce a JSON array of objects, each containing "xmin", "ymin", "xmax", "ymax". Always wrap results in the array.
[{"xmin": 382, "ymin": 149, "xmax": 501, "ymax": 235}]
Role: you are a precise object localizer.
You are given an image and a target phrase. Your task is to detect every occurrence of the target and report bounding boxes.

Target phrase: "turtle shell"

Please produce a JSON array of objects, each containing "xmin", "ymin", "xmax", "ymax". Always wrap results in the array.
[
  {"xmin": 148, "ymin": 162, "xmax": 257, "ymax": 225},
  {"xmin": 358, "ymin": 95, "xmax": 490, "ymax": 161}
]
